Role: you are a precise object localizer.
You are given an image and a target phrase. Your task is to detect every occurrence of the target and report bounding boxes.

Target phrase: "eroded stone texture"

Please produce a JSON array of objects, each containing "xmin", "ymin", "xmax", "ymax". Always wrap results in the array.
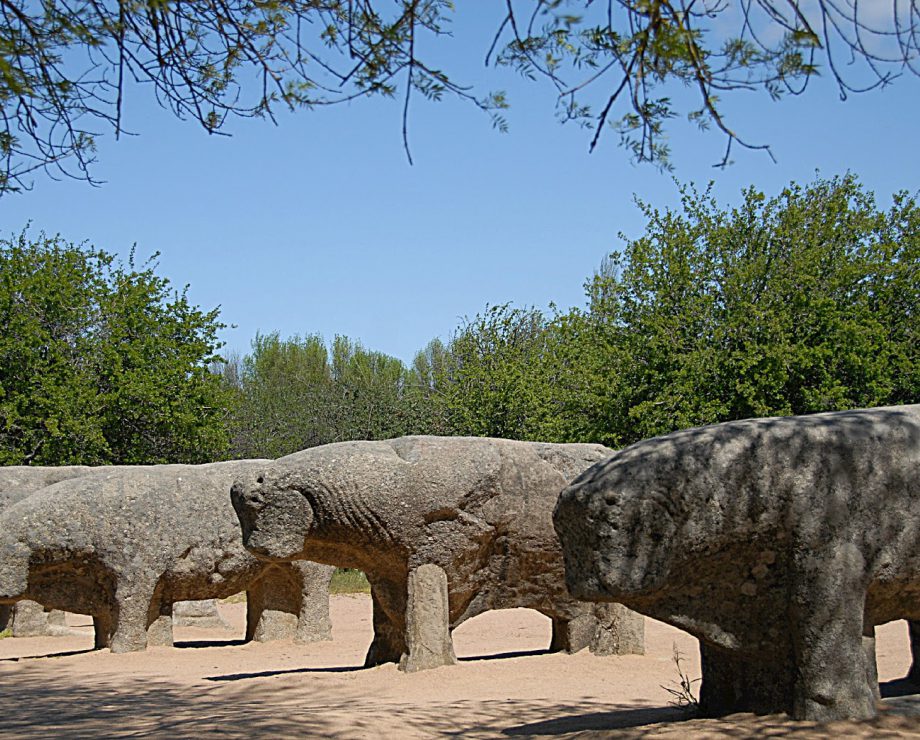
[
  {"xmin": 586, "ymin": 602, "xmax": 645, "ymax": 656},
  {"xmin": 553, "ymin": 404, "xmax": 920, "ymax": 722},
  {"xmin": 0, "ymin": 467, "xmax": 94, "ymax": 638},
  {"xmin": 0, "ymin": 600, "xmax": 71, "ymax": 636},
  {"xmin": 0, "ymin": 466, "xmax": 93, "ymax": 507},
  {"xmin": 1, "ymin": 468, "xmax": 229, "ymax": 639},
  {"xmin": 0, "ymin": 599, "xmax": 70, "ymax": 636},
  {"xmin": 246, "ymin": 560, "xmax": 333, "ymax": 643},
  {"xmin": 232, "ymin": 436, "xmax": 645, "ymax": 671},
  {"xmin": 0, "ymin": 462, "xmax": 334, "ymax": 652},
  {"xmin": 172, "ymin": 600, "xmax": 230, "ymax": 630},
  {"xmin": 401, "ymin": 564, "xmax": 457, "ymax": 672}
]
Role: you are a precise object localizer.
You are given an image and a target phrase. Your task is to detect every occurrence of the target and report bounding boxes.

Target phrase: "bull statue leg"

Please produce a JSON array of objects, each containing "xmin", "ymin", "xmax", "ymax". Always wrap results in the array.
[
  {"xmin": 863, "ymin": 630, "xmax": 881, "ymax": 702},
  {"xmin": 291, "ymin": 562, "xmax": 334, "ymax": 643},
  {"xmin": 109, "ymin": 576, "xmax": 160, "ymax": 653},
  {"xmin": 246, "ymin": 562, "xmax": 333, "ymax": 643},
  {"xmin": 790, "ymin": 549, "xmax": 877, "ymax": 721},
  {"xmin": 93, "ymin": 611, "xmax": 115, "ymax": 649},
  {"xmin": 246, "ymin": 566, "xmax": 299, "ymax": 642},
  {"xmin": 9, "ymin": 600, "xmax": 51, "ymax": 637},
  {"xmin": 589, "ymin": 603, "xmax": 644, "ymax": 656},
  {"xmin": 1, "ymin": 603, "xmax": 76, "ymax": 637},
  {"xmin": 399, "ymin": 564, "xmax": 456, "ymax": 673},
  {"xmin": 549, "ymin": 611, "xmax": 596, "ymax": 653},
  {"xmin": 46, "ymin": 609, "xmax": 67, "ymax": 634},
  {"xmin": 364, "ymin": 578, "xmax": 408, "ymax": 667},
  {"xmin": 145, "ymin": 592, "xmax": 174, "ymax": 648},
  {"xmin": 549, "ymin": 602, "xmax": 644, "ymax": 656}
]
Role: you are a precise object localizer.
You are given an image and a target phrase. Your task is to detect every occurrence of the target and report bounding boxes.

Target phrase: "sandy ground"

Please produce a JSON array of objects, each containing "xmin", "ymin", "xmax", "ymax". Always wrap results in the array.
[{"xmin": 0, "ymin": 596, "xmax": 917, "ymax": 738}]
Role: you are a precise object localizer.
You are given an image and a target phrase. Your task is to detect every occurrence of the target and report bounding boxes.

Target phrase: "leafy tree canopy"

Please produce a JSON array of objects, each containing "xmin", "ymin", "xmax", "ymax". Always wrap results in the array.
[
  {"xmin": 416, "ymin": 175, "xmax": 919, "ymax": 447},
  {"xmin": 0, "ymin": 229, "xmax": 231, "ymax": 464},
  {"xmin": 2, "ymin": 1, "xmax": 918, "ymax": 193},
  {"xmin": 410, "ymin": 304, "xmax": 562, "ymax": 439},
  {"xmin": 566, "ymin": 173, "xmax": 919, "ymax": 445},
  {"xmin": 223, "ymin": 331, "xmax": 426, "ymax": 458}
]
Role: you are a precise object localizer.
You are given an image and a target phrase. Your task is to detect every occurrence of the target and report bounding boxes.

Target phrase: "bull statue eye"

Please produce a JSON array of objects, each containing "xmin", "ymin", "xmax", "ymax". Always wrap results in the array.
[{"xmin": 256, "ymin": 476, "xmax": 264, "ymax": 484}]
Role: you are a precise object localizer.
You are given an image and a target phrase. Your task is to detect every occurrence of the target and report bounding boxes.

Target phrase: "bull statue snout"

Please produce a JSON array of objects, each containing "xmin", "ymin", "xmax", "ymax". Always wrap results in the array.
[{"xmin": 231, "ymin": 477, "xmax": 265, "ymax": 514}]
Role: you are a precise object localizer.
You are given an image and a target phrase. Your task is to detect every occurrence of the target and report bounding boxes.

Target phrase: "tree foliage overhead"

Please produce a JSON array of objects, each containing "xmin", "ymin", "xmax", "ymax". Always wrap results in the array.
[
  {"xmin": 0, "ymin": 230, "xmax": 231, "ymax": 464},
  {"xmin": 496, "ymin": 1, "xmax": 920, "ymax": 166},
  {"xmin": 0, "ymin": 0, "xmax": 504, "ymax": 193},
  {"xmin": 3, "ymin": 0, "xmax": 919, "ymax": 193}
]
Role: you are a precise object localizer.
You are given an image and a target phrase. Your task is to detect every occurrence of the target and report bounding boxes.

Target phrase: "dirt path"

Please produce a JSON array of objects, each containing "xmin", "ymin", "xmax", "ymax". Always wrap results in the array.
[{"xmin": 0, "ymin": 595, "xmax": 916, "ymax": 738}]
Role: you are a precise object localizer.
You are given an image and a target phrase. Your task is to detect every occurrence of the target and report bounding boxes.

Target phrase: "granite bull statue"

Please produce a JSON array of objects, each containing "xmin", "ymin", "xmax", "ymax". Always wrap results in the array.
[
  {"xmin": 554, "ymin": 404, "xmax": 920, "ymax": 721},
  {"xmin": 0, "ymin": 466, "xmax": 241, "ymax": 636},
  {"xmin": 0, "ymin": 461, "xmax": 334, "ymax": 652},
  {"xmin": 0, "ymin": 466, "xmax": 94, "ymax": 635},
  {"xmin": 231, "ymin": 435, "xmax": 645, "ymax": 672}
]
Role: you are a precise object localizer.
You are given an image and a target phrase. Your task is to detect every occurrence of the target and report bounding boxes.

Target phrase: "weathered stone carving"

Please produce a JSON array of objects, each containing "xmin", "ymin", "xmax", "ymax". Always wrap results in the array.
[
  {"xmin": 0, "ymin": 600, "xmax": 70, "ymax": 636},
  {"xmin": 0, "ymin": 462, "xmax": 334, "ymax": 652},
  {"xmin": 553, "ymin": 404, "xmax": 920, "ymax": 721},
  {"xmin": 0, "ymin": 598, "xmax": 232, "ymax": 635},
  {"xmin": 1, "ymin": 468, "xmax": 234, "ymax": 638},
  {"xmin": 0, "ymin": 466, "xmax": 96, "ymax": 637},
  {"xmin": 231, "ymin": 435, "xmax": 645, "ymax": 671},
  {"xmin": 0, "ymin": 466, "xmax": 93, "ymax": 506},
  {"xmin": 172, "ymin": 600, "xmax": 231, "ymax": 629}
]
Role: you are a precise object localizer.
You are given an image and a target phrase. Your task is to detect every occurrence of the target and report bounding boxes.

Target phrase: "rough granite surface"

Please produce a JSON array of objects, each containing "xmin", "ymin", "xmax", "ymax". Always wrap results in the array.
[
  {"xmin": 0, "ymin": 462, "xmax": 334, "ymax": 652},
  {"xmin": 0, "ymin": 466, "xmax": 95, "ymax": 636},
  {"xmin": 553, "ymin": 404, "xmax": 920, "ymax": 722},
  {"xmin": 231, "ymin": 435, "xmax": 645, "ymax": 671},
  {"xmin": 0, "ymin": 599, "xmax": 71, "ymax": 636},
  {"xmin": 0, "ymin": 466, "xmax": 93, "ymax": 506},
  {"xmin": 172, "ymin": 599, "xmax": 230, "ymax": 629},
  {"xmin": 1, "ymin": 469, "xmax": 237, "ymax": 637}
]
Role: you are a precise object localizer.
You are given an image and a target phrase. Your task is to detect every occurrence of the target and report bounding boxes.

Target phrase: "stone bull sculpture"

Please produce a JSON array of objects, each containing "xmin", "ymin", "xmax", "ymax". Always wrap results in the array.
[
  {"xmin": 1, "ymin": 466, "xmax": 232, "ymax": 636},
  {"xmin": 0, "ymin": 461, "xmax": 334, "ymax": 652},
  {"xmin": 554, "ymin": 404, "xmax": 920, "ymax": 722},
  {"xmin": 231, "ymin": 435, "xmax": 645, "ymax": 672},
  {"xmin": 0, "ymin": 466, "xmax": 95, "ymax": 635}
]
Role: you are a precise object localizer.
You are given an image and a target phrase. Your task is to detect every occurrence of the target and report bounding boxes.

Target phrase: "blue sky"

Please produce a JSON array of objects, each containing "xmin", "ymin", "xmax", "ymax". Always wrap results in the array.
[{"xmin": 3, "ymin": 7, "xmax": 919, "ymax": 365}]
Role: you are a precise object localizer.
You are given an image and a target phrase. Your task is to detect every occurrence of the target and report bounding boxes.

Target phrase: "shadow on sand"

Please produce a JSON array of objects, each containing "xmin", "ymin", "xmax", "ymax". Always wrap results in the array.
[
  {"xmin": 459, "ymin": 648, "xmax": 552, "ymax": 662},
  {"xmin": 0, "ymin": 647, "xmax": 96, "ymax": 662},
  {"xmin": 0, "ymin": 663, "xmax": 915, "ymax": 739},
  {"xmin": 205, "ymin": 664, "xmax": 365, "ymax": 681},
  {"xmin": 502, "ymin": 705, "xmax": 691, "ymax": 735},
  {"xmin": 879, "ymin": 676, "xmax": 920, "ymax": 699},
  {"xmin": 173, "ymin": 638, "xmax": 249, "ymax": 649}
]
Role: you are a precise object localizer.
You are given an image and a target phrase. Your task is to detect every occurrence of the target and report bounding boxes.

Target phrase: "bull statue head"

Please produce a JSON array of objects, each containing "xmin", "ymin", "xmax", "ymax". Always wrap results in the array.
[{"xmin": 231, "ymin": 467, "xmax": 315, "ymax": 561}]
